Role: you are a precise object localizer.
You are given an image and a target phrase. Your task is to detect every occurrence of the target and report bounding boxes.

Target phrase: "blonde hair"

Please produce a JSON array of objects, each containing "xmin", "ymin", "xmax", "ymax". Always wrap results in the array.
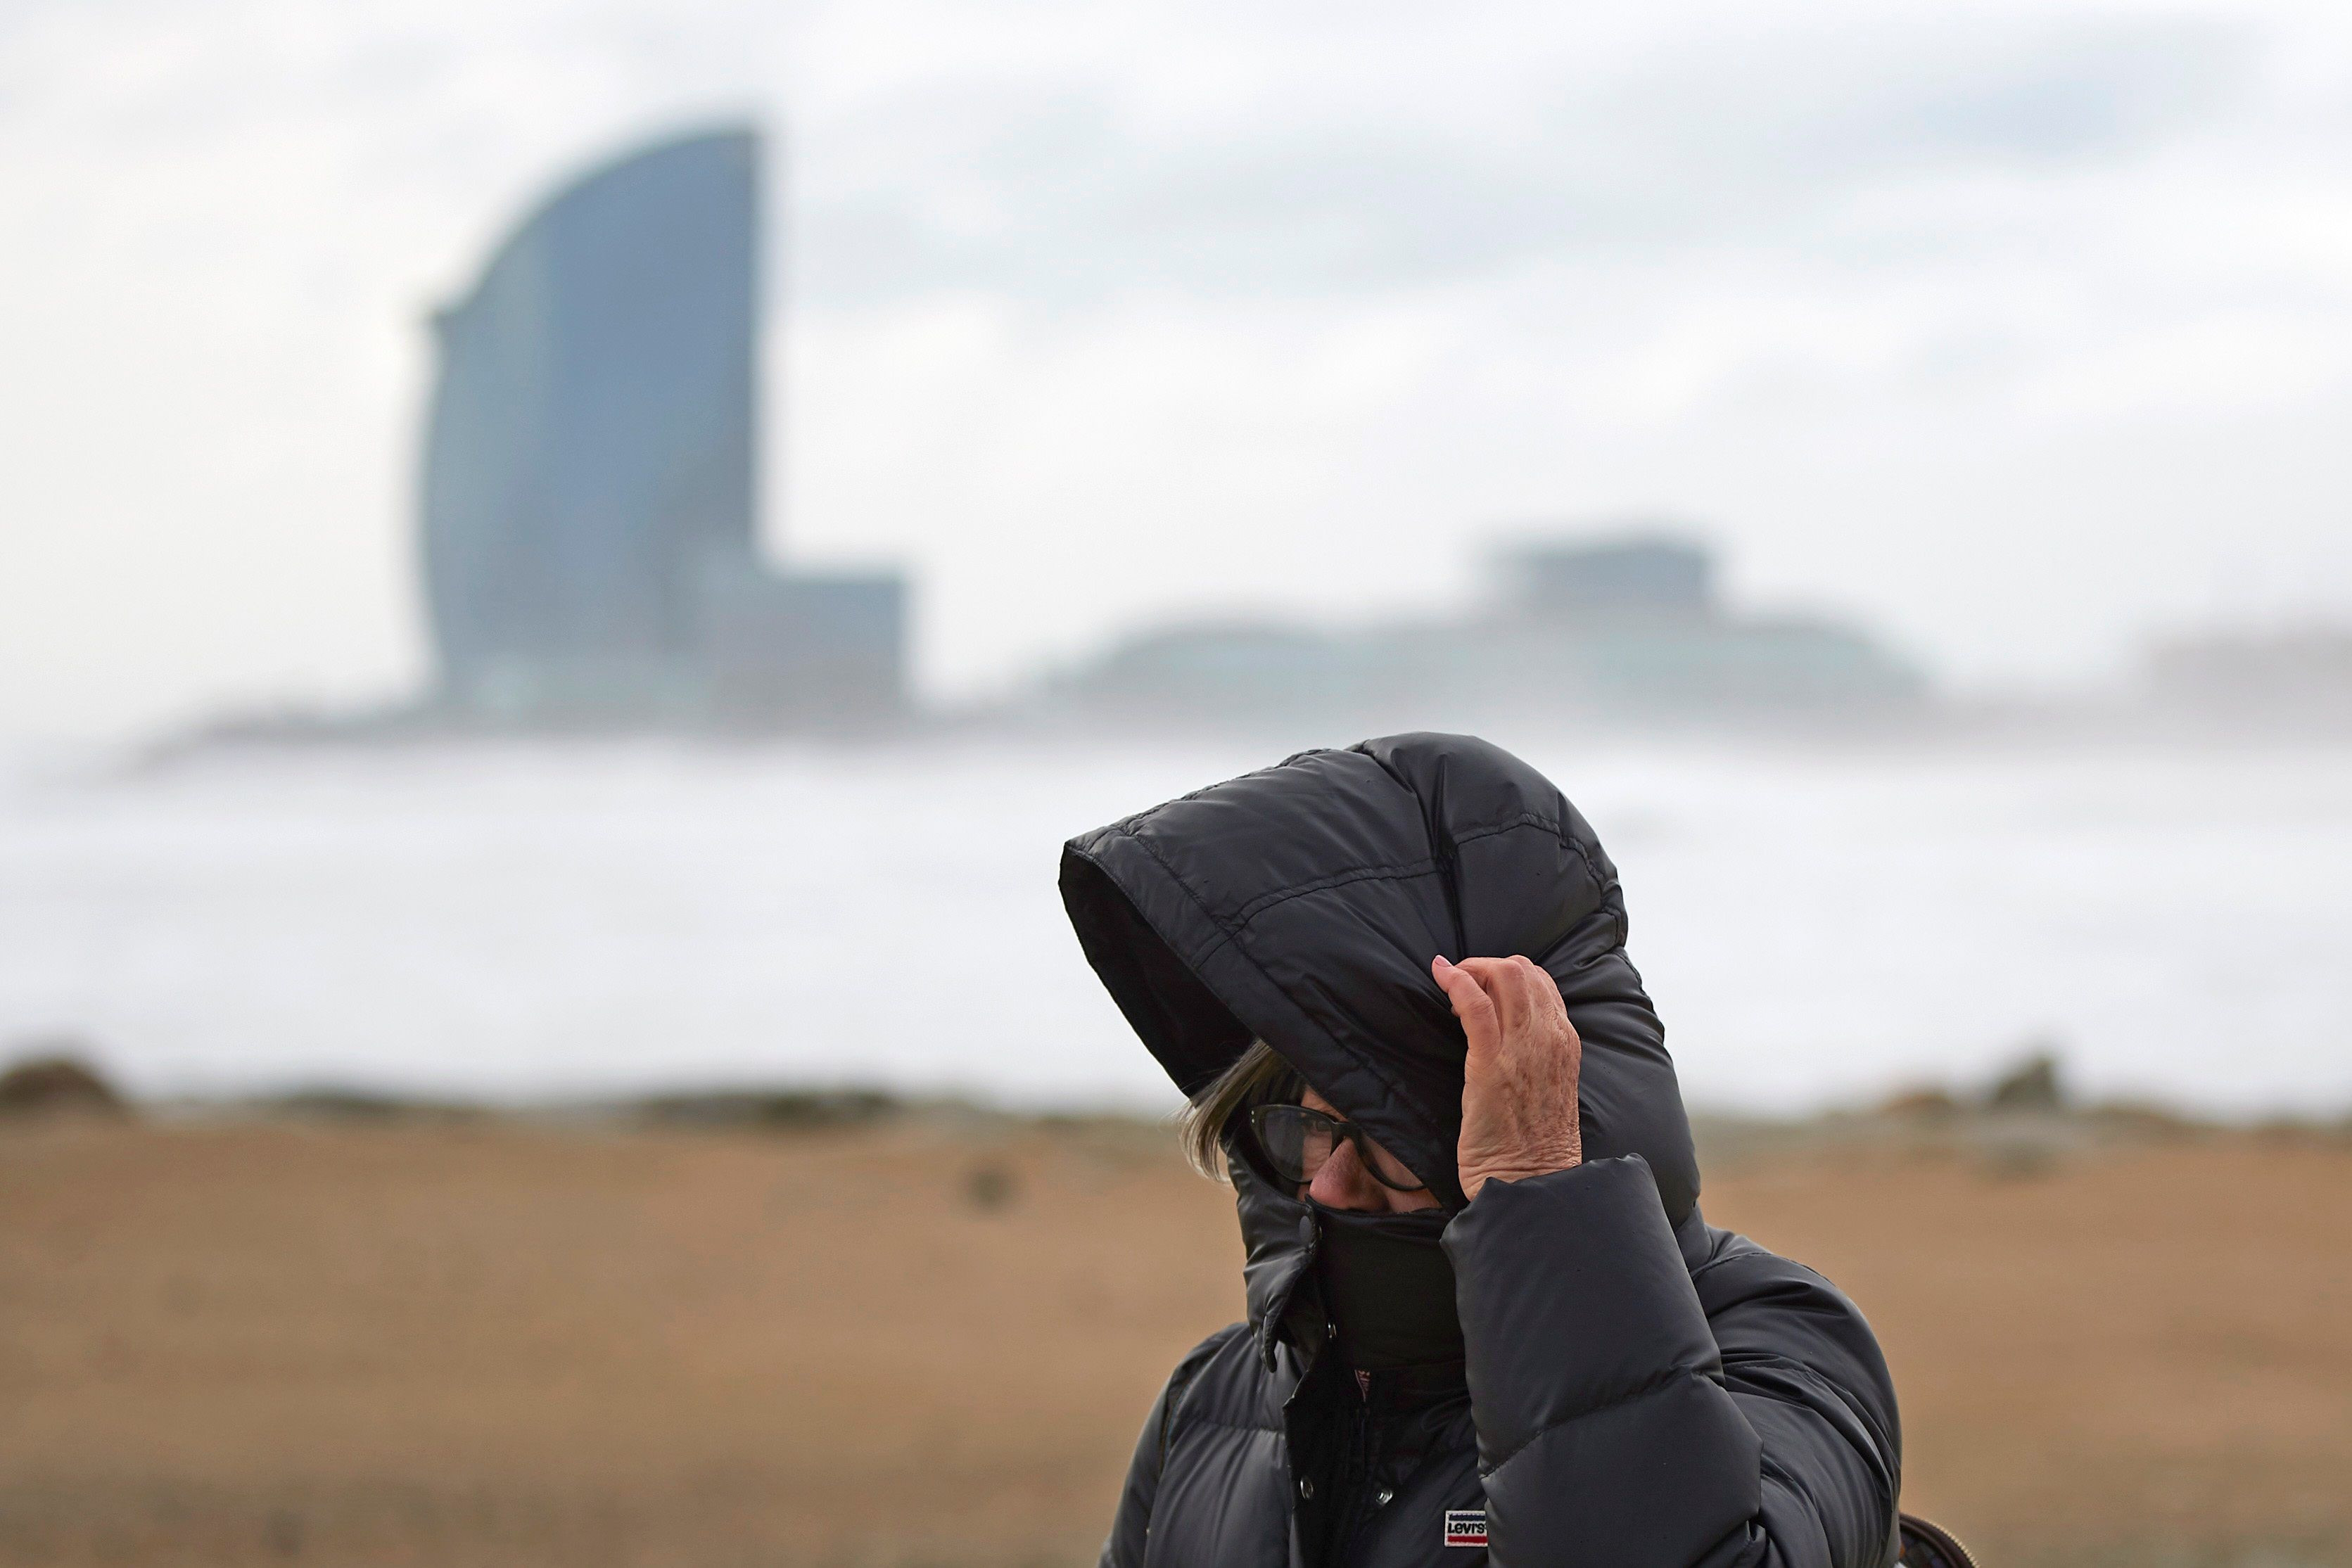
[{"xmin": 1175, "ymin": 1040, "xmax": 1302, "ymax": 1181}]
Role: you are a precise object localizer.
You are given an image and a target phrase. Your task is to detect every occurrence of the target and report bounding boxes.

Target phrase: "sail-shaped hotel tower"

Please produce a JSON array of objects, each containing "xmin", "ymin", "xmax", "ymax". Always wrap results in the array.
[{"xmin": 419, "ymin": 127, "xmax": 903, "ymax": 724}]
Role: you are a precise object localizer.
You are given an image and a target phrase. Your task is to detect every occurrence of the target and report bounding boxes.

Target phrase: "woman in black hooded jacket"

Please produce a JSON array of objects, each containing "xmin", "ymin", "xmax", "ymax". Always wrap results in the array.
[{"xmin": 1060, "ymin": 734, "xmax": 1903, "ymax": 1568}]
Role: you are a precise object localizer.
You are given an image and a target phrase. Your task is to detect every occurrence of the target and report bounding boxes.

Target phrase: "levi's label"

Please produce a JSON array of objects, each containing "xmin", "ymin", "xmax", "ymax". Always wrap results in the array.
[{"xmin": 1443, "ymin": 1509, "xmax": 1487, "ymax": 1547}]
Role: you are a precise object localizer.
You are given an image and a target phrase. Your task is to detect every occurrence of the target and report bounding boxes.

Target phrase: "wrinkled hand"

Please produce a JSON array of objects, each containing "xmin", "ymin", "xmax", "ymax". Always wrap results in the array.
[{"xmin": 1433, "ymin": 955, "xmax": 1582, "ymax": 1202}]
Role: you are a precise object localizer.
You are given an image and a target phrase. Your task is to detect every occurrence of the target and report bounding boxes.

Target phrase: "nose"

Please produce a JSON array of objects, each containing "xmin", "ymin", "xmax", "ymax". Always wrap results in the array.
[{"xmin": 1306, "ymin": 1137, "xmax": 1389, "ymax": 1212}]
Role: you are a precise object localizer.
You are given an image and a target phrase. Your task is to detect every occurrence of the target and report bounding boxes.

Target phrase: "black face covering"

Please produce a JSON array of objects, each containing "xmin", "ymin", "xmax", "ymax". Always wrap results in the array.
[{"xmin": 1310, "ymin": 1202, "xmax": 1465, "ymax": 1371}]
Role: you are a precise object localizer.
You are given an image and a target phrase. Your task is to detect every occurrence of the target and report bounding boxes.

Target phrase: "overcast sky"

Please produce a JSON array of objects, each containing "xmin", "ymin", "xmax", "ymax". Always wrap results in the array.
[{"xmin": 6, "ymin": 0, "xmax": 2352, "ymax": 741}]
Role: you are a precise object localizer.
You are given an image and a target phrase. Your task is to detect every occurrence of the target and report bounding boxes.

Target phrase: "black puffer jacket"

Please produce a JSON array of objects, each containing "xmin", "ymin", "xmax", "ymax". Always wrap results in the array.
[{"xmin": 1060, "ymin": 734, "xmax": 1902, "ymax": 1568}]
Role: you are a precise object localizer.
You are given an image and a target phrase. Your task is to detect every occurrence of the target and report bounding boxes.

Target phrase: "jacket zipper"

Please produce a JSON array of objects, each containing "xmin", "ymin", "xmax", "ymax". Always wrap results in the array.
[{"xmin": 1328, "ymin": 1377, "xmax": 1378, "ymax": 1566}]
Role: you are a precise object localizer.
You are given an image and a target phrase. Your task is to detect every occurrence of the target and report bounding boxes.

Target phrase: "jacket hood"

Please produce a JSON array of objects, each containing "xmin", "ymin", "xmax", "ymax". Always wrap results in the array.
[{"xmin": 1060, "ymin": 732, "xmax": 1698, "ymax": 1221}]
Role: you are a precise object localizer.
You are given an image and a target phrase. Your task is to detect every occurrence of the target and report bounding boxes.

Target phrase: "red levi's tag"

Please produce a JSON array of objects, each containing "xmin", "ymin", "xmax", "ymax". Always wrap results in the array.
[{"xmin": 1444, "ymin": 1510, "xmax": 1487, "ymax": 1547}]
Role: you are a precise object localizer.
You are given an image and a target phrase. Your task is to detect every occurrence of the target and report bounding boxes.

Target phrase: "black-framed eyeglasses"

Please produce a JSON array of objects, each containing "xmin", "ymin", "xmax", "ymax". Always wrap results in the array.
[{"xmin": 1248, "ymin": 1104, "xmax": 1429, "ymax": 1192}]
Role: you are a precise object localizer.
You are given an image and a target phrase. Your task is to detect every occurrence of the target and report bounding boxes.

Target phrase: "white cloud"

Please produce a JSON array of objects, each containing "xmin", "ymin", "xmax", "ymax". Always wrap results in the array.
[{"xmin": 4, "ymin": 0, "xmax": 2352, "ymax": 738}]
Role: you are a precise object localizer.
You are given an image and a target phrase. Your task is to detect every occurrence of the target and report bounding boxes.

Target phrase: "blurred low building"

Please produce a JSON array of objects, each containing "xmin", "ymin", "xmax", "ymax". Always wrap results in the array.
[
  {"xmin": 2141, "ymin": 625, "xmax": 2352, "ymax": 733},
  {"xmin": 1498, "ymin": 535, "xmax": 1716, "ymax": 622},
  {"xmin": 1042, "ymin": 531, "xmax": 1924, "ymax": 731},
  {"xmin": 419, "ymin": 126, "xmax": 905, "ymax": 729}
]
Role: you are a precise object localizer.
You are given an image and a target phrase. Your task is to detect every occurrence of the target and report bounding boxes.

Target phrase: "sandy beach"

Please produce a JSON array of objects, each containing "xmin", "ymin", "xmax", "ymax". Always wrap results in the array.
[{"xmin": 2, "ymin": 1111, "xmax": 2345, "ymax": 1567}]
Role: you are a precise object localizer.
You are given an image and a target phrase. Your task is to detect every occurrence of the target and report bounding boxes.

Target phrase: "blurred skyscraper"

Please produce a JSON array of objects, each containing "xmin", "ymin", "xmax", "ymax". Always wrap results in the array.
[{"xmin": 419, "ymin": 127, "xmax": 903, "ymax": 727}]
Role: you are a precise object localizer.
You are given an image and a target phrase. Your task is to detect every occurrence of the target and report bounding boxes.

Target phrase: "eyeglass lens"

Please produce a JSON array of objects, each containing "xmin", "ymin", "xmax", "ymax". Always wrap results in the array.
[{"xmin": 1250, "ymin": 1105, "xmax": 1421, "ymax": 1190}]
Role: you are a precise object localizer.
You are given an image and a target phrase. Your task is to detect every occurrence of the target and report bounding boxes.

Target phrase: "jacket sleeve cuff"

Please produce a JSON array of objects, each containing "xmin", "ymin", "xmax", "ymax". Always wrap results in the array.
[{"xmin": 1442, "ymin": 1154, "xmax": 1724, "ymax": 1462}]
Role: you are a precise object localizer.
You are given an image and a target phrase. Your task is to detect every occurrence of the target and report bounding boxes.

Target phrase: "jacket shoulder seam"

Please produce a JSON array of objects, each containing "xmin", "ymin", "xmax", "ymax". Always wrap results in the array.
[
  {"xmin": 1176, "ymin": 1415, "xmax": 1285, "ymax": 1436},
  {"xmin": 1691, "ymin": 1242, "xmax": 1852, "ymax": 1304},
  {"xmin": 1724, "ymin": 1351, "xmax": 1902, "ymax": 1493},
  {"xmin": 1161, "ymin": 1324, "xmax": 1254, "ymax": 1453}
]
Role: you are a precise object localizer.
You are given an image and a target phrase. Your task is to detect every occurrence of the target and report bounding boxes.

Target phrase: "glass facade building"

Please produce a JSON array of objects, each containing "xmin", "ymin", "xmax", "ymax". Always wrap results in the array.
[{"xmin": 419, "ymin": 126, "xmax": 903, "ymax": 724}]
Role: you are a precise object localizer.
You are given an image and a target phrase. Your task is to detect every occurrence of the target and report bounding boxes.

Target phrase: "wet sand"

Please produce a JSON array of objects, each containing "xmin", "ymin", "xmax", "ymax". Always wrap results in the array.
[{"xmin": 1, "ymin": 1116, "xmax": 2344, "ymax": 1566}]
